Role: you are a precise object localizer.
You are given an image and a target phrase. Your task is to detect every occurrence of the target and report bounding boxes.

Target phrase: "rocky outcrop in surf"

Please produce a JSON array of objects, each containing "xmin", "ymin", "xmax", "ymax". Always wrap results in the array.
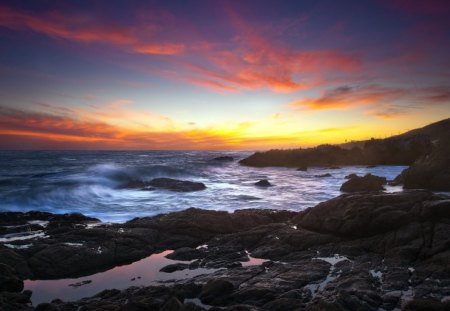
[
  {"xmin": 339, "ymin": 173, "xmax": 386, "ymax": 192},
  {"xmin": 119, "ymin": 177, "xmax": 207, "ymax": 192}
]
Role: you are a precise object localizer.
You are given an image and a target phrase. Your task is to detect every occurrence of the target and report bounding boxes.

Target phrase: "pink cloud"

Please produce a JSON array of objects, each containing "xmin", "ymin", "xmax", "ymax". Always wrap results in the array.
[{"xmin": 0, "ymin": 5, "xmax": 184, "ymax": 55}]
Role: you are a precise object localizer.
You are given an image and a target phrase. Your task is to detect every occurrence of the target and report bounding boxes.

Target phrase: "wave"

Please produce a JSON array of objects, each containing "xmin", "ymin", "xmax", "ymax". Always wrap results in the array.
[{"xmin": 86, "ymin": 163, "xmax": 195, "ymax": 187}]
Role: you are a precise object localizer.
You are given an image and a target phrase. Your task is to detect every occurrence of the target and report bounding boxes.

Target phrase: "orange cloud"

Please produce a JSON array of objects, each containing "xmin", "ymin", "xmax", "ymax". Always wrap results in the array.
[
  {"xmin": 290, "ymin": 85, "xmax": 406, "ymax": 111},
  {"xmin": 0, "ymin": 5, "xmax": 184, "ymax": 56}
]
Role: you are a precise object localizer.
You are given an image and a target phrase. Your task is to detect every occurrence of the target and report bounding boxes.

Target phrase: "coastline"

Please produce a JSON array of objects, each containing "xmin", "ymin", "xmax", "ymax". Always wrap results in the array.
[{"xmin": 2, "ymin": 190, "xmax": 450, "ymax": 310}]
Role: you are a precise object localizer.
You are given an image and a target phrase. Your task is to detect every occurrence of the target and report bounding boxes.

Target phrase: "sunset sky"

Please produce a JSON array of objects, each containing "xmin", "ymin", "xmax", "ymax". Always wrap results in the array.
[{"xmin": 0, "ymin": 0, "xmax": 449, "ymax": 150}]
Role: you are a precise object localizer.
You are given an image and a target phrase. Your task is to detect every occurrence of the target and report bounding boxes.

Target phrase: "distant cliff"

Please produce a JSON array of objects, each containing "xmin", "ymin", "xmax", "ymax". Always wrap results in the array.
[
  {"xmin": 240, "ymin": 118, "xmax": 450, "ymax": 191},
  {"xmin": 240, "ymin": 118, "xmax": 449, "ymax": 168}
]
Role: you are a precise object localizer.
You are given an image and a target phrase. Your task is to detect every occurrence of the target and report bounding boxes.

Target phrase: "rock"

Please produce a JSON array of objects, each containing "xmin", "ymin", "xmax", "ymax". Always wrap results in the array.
[
  {"xmin": 345, "ymin": 173, "xmax": 358, "ymax": 179},
  {"xmin": 0, "ymin": 263, "xmax": 23, "ymax": 292},
  {"xmin": 0, "ymin": 291, "xmax": 33, "ymax": 311},
  {"xmin": 1, "ymin": 189, "xmax": 448, "ymax": 311},
  {"xmin": 296, "ymin": 166, "xmax": 308, "ymax": 171},
  {"xmin": 118, "ymin": 178, "xmax": 206, "ymax": 192},
  {"xmin": 213, "ymin": 156, "xmax": 234, "ymax": 162},
  {"xmin": 166, "ymin": 247, "xmax": 202, "ymax": 261},
  {"xmin": 148, "ymin": 178, "xmax": 206, "ymax": 192},
  {"xmin": 199, "ymin": 279, "xmax": 235, "ymax": 303},
  {"xmin": 397, "ymin": 134, "xmax": 450, "ymax": 191},
  {"xmin": 340, "ymin": 173, "xmax": 386, "ymax": 192},
  {"xmin": 34, "ymin": 303, "xmax": 60, "ymax": 311},
  {"xmin": 293, "ymin": 190, "xmax": 437, "ymax": 237},
  {"xmin": 160, "ymin": 263, "xmax": 189, "ymax": 273},
  {"xmin": 328, "ymin": 166, "xmax": 341, "ymax": 169},
  {"xmin": 314, "ymin": 173, "xmax": 331, "ymax": 178},
  {"xmin": 255, "ymin": 179, "xmax": 272, "ymax": 187}
]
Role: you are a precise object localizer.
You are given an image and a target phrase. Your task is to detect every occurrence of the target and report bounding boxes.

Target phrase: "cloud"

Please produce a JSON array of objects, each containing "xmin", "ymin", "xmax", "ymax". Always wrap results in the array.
[
  {"xmin": 0, "ymin": 106, "xmax": 291, "ymax": 150},
  {"xmin": 290, "ymin": 85, "xmax": 406, "ymax": 111},
  {"xmin": 175, "ymin": 6, "xmax": 360, "ymax": 93},
  {"xmin": 0, "ymin": 5, "xmax": 184, "ymax": 55}
]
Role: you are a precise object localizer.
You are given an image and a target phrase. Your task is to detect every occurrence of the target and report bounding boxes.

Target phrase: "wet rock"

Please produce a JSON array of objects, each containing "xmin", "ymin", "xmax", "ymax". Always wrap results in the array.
[
  {"xmin": 314, "ymin": 173, "xmax": 331, "ymax": 178},
  {"xmin": 166, "ymin": 247, "xmax": 203, "ymax": 261},
  {"xmin": 161, "ymin": 296, "xmax": 183, "ymax": 311},
  {"xmin": 149, "ymin": 178, "xmax": 207, "ymax": 192},
  {"xmin": 397, "ymin": 133, "xmax": 450, "ymax": 191},
  {"xmin": 345, "ymin": 173, "xmax": 358, "ymax": 179},
  {"xmin": 255, "ymin": 179, "xmax": 272, "ymax": 187},
  {"xmin": 296, "ymin": 166, "xmax": 308, "ymax": 171},
  {"xmin": 119, "ymin": 178, "xmax": 206, "ymax": 192},
  {"xmin": 34, "ymin": 302, "xmax": 60, "ymax": 311},
  {"xmin": 199, "ymin": 279, "xmax": 235, "ymax": 304},
  {"xmin": 160, "ymin": 263, "xmax": 189, "ymax": 273},
  {"xmin": 0, "ymin": 291, "xmax": 33, "ymax": 311},
  {"xmin": 0, "ymin": 263, "xmax": 23, "ymax": 292},
  {"xmin": 328, "ymin": 166, "xmax": 341, "ymax": 169},
  {"xmin": 213, "ymin": 156, "xmax": 234, "ymax": 162},
  {"xmin": 340, "ymin": 173, "xmax": 386, "ymax": 192}
]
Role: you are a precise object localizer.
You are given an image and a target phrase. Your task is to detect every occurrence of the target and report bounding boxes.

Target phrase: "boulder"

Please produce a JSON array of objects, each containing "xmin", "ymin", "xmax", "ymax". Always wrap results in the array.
[
  {"xmin": 255, "ymin": 180, "xmax": 272, "ymax": 187},
  {"xmin": 340, "ymin": 174, "xmax": 386, "ymax": 192},
  {"xmin": 397, "ymin": 134, "xmax": 450, "ymax": 191},
  {"xmin": 199, "ymin": 279, "xmax": 235, "ymax": 303},
  {"xmin": 149, "ymin": 178, "xmax": 206, "ymax": 192},
  {"xmin": 0, "ymin": 263, "xmax": 23, "ymax": 292}
]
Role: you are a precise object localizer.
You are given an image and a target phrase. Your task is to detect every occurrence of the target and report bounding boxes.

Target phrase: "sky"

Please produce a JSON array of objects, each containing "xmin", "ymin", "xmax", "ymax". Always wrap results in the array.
[{"xmin": 0, "ymin": 0, "xmax": 449, "ymax": 150}]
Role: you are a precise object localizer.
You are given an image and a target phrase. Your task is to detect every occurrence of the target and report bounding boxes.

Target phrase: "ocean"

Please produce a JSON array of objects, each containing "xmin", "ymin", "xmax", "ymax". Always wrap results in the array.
[{"xmin": 0, "ymin": 151, "xmax": 406, "ymax": 223}]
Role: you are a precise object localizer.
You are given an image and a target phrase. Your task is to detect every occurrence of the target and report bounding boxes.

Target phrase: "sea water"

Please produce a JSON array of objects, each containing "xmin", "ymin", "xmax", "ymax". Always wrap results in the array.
[{"xmin": 0, "ymin": 150, "xmax": 406, "ymax": 223}]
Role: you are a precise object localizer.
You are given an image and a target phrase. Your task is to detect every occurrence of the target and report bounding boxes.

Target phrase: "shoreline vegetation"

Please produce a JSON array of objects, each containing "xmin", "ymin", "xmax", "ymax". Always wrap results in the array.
[{"xmin": 1, "ymin": 118, "xmax": 450, "ymax": 310}]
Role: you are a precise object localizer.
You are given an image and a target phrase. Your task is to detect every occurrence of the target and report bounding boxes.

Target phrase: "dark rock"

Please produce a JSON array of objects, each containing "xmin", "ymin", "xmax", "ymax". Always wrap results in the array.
[
  {"xmin": 314, "ymin": 173, "xmax": 331, "ymax": 178},
  {"xmin": 0, "ymin": 263, "xmax": 23, "ymax": 292},
  {"xmin": 149, "ymin": 178, "xmax": 206, "ymax": 192},
  {"xmin": 328, "ymin": 166, "xmax": 341, "ymax": 169},
  {"xmin": 161, "ymin": 296, "xmax": 183, "ymax": 311},
  {"xmin": 119, "ymin": 178, "xmax": 206, "ymax": 192},
  {"xmin": 403, "ymin": 299, "xmax": 450, "ymax": 311},
  {"xmin": 296, "ymin": 166, "xmax": 308, "ymax": 171},
  {"xmin": 294, "ymin": 190, "xmax": 436, "ymax": 236},
  {"xmin": 345, "ymin": 173, "xmax": 358, "ymax": 179},
  {"xmin": 0, "ymin": 291, "xmax": 33, "ymax": 311},
  {"xmin": 166, "ymin": 247, "xmax": 202, "ymax": 261},
  {"xmin": 160, "ymin": 263, "xmax": 189, "ymax": 273},
  {"xmin": 199, "ymin": 279, "xmax": 235, "ymax": 304},
  {"xmin": 213, "ymin": 156, "xmax": 234, "ymax": 162},
  {"xmin": 397, "ymin": 133, "xmax": 450, "ymax": 191},
  {"xmin": 255, "ymin": 179, "xmax": 272, "ymax": 187},
  {"xmin": 34, "ymin": 303, "xmax": 60, "ymax": 311},
  {"xmin": 340, "ymin": 173, "xmax": 386, "ymax": 192}
]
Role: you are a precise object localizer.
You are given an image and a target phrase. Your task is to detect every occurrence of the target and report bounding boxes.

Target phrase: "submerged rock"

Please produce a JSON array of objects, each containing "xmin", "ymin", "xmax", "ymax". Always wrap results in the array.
[
  {"xmin": 148, "ymin": 178, "xmax": 206, "ymax": 192},
  {"xmin": 340, "ymin": 173, "xmax": 386, "ymax": 192},
  {"xmin": 120, "ymin": 178, "xmax": 206, "ymax": 192},
  {"xmin": 296, "ymin": 166, "xmax": 308, "ymax": 171},
  {"xmin": 314, "ymin": 173, "xmax": 331, "ymax": 178},
  {"xmin": 254, "ymin": 179, "xmax": 272, "ymax": 187},
  {"xmin": 212, "ymin": 156, "xmax": 234, "ymax": 162}
]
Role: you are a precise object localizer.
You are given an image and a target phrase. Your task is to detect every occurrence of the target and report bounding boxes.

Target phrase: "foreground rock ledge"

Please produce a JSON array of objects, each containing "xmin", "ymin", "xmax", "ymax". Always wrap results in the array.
[{"xmin": 1, "ymin": 190, "xmax": 450, "ymax": 311}]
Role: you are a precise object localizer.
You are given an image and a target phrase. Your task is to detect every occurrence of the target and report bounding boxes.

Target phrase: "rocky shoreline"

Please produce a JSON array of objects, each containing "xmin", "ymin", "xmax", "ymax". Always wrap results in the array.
[{"xmin": 1, "ymin": 190, "xmax": 450, "ymax": 310}]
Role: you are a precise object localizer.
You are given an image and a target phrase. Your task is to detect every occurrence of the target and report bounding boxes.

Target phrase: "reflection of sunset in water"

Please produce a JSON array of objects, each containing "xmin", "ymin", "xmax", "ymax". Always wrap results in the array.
[{"xmin": 25, "ymin": 250, "xmax": 217, "ymax": 305}]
